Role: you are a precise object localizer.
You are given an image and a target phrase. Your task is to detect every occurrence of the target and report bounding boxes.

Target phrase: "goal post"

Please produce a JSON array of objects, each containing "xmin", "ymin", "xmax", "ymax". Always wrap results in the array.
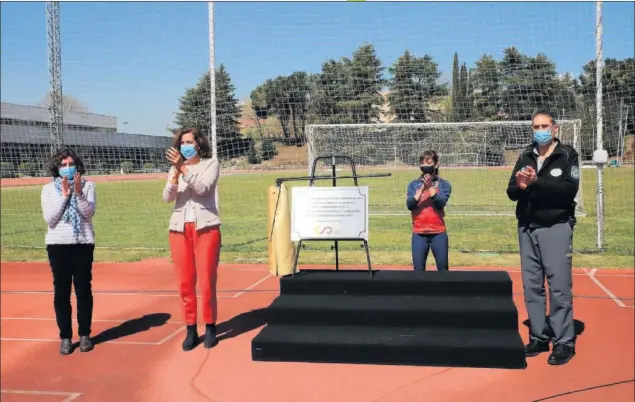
[{"xmin": 306, "ymin": 120, "xmax": 585, "ymax": 217}]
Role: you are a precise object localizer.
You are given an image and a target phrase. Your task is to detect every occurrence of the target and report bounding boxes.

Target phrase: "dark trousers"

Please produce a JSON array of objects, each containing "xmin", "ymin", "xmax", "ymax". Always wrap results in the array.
[
  {"xmin": 46, "ymin": 244, "xmax": 95, "ymax": 339},
  {"xmin": 518, "ymin": 223, "xmax": 575, "ymax": 346},
  {"xmin": 412, "ymin": 232, "xmax": 449, "ymax": 271}
]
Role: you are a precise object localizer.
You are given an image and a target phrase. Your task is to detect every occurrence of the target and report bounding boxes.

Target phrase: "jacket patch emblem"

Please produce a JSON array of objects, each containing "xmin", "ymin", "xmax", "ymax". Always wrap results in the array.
[
  {"xmin": 550, "ymin": 168, "xmax": 563, "ymax": 177},
  {"xmin": 570, "ymin": 166, "xmax": 580, "ymax": 180}
]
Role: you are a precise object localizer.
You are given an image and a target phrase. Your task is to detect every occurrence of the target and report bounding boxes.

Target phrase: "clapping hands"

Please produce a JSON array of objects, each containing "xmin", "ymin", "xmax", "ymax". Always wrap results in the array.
[
  {"xmin": 516, "ymin": 166, "xmax": 537, "ymax": 190},
  {"xmin": 422, "ymin": 174, "xmax": 432, "ymax": 189},
  {"xmin": 61, "ymin": 176, "xmax": 71, "ymax": 197},
  {"xmin": 61, "ymin": 172, "xmax": 82, "ymax": 198},
  {"xmin": 422, "ymin": 174, "xmax": 438, "ymax": 197},
  {"xmin": 414, "ymin": 175, "xmax": 433, "ymax": 201},
  {"xmin": 73, "ymin": 173, "xmax": 82, "ymax": 195},
  {"xmin": 166, "ymin": 147, "xmax": 184, "ymax": 168}
]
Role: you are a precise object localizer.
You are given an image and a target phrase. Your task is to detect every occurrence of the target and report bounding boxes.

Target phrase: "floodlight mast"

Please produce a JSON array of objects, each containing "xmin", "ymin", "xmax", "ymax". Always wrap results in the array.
[{"xmin": 47, "ymin": 1, "xmax": 64, "ymax": 154}]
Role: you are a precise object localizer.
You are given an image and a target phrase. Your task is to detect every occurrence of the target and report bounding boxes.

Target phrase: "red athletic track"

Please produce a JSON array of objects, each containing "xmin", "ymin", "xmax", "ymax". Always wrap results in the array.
[
  {"xmin": 1, "ymin": 173, "xmax": 168, "ymax": 187},
  {"xmin": 0, "ymin": 170, "xmax": 307, "ymax": 188},
  {"xmin": 1, "ymin": 260, "xmax": 633, "ymax": 402}
]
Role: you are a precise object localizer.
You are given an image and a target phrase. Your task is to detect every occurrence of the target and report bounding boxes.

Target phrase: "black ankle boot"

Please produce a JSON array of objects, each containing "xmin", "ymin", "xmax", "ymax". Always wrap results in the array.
[
  {"xmin": 182, "ymin": 325, "xmax": 198, "ymax": 351},
  {"xmin": 59, "ymin": 338, "xmax": 72, "ymax": 355},
  {"xmin": 204, "ymin": 324, "xmax": 217, "ymax": 349}
]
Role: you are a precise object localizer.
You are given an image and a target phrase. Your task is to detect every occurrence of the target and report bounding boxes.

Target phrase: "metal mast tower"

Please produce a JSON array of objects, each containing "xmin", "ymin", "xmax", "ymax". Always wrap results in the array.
[{"xmin": 46, "ymin": 1, "xmax": 63, "ymax": 153}]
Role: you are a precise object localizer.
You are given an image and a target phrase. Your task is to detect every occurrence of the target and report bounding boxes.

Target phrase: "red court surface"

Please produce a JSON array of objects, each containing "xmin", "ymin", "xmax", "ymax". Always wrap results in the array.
[{"xmin": 1, "ymin": 260, "xmax": 633, "ymax": 402}]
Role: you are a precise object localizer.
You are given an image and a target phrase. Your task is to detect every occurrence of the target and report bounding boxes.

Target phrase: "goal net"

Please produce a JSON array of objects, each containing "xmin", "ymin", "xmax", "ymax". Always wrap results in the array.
[
  {"xmin": 0, "ymin": 2, "xmax": 632, "ymax": 261},
  {"xmin": 307, "ymin": 120, "xmax": 585, "ymax": 216}
]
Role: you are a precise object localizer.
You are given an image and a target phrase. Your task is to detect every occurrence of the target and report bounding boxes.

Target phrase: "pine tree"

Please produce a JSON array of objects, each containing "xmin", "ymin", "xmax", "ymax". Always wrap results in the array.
[
  {"xmin": 388, "ymin": 51, "xmax": 448, "ymax": 123},
  {"xmin": 346, "ymin": 43, "xmax": 385, "ymax": 123},
  {"xmin": 459, "ymin": 63, "xmax": 469, "ymax": 120},
  {"xmin": 451, "ymin": 52, "xmax": 460, "ymax": 121},
  {"xmin": 175, "ymin": 63, "xmax": 241, "ymax": 140}
]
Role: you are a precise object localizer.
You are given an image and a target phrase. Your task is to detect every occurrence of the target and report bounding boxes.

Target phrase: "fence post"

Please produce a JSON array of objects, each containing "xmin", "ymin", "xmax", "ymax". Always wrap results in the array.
[
  {"xmin": 208, "ymin": 2, "xmax": 219, "ymax": 209},
  {"xmin": 594, "ymin": 1, "xmax": 607, "ymax": 250}
]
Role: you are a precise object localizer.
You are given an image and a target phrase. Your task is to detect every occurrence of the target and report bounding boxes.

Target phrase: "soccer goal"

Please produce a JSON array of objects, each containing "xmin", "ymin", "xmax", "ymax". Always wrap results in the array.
[{"xmin": 306, "ymin": 120, "xmax": 585, "ymax": 217}]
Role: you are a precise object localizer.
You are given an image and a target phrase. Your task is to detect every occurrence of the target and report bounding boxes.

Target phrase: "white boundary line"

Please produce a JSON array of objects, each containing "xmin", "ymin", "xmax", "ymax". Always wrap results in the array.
[
  {"xmin": 232, "ymin": 274, "xmax": 272, "ymax": 298},
  {"xmin": 452, "ymin": 267, "xmax": 634, "ymax": 277},
  {"xmin": 0, "ymin": 318, "xmax": 225, "ymax": 346},
  {"xmin": 0, "ymin": 317, "xmax": 184, "ymax": 324},
  {"xmin": 0, "ymin": 317, "xmax": 185, "ymax": 345},
  {"xmin": 222, "ymin": 267, "xmax": 269, "ymax": 271},
  {"xmin": 279, "ymin": 267, "xmax": 633, "ymax": 277},
  {"xmin": 583, "ymin": 268, "xmax": 629, "ymax": 308},
  {"xmin": 588, "ymin": 274, "xmax": 635, "ymax": 277},
  {"xmin": 155, "ymin": 326, "xmax": 186, "ymax": 345},
  {"xmin": 0, "ymin": 291, "xmax": 234, "ymax": 299},
  {"xmin": 1, "ymin": 389, "xmax": 82, "ymax": 402},
  {"xmin": 0, "ymin": 337, "xmax": 159, "ymax": 345}
]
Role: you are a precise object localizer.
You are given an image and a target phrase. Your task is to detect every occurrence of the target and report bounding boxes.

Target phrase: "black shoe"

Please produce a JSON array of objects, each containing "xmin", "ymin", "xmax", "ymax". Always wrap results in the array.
[
  {"xmin": 548, "ymin": 343, "xmax": 575, "ymax": 365},
  {"xmin": 60, "ymin": 338, "xmax": 72, "ymax": 355},
  {"xmin": 79, "ymin": 336, "xmax": 93, "ymax": 352},
  {"xmin": 203, "ymin": 324, "xmax": 217, "ymax": 349},
  {"xmin": 524, "ymin": 340, "xmax": 550, "ymax": 357},
  {"xmin": 182, "ymin": 325, "xmax": 198, "ymax": 351}
]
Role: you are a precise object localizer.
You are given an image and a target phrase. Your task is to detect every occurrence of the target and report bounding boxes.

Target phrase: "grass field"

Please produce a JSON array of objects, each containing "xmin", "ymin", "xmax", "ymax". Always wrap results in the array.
[{"xmin": 1, "ymin": 167, "xmax": 633, "ymax": 268}]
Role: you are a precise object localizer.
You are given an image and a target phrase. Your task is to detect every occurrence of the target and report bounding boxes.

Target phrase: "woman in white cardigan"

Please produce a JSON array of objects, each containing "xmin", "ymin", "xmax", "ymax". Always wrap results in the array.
[
  {"xmin": 164, "ymin": 128, "xmax": 221, "ymax": 351},
  {"xmin": 41, "ymin": 148, "xmax": 97, "ymax": 355}
]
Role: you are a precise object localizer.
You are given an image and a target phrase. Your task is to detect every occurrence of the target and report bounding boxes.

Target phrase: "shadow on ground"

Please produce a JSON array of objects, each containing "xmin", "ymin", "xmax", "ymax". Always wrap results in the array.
[
  {"xmin": 91, "ymin": 313, "xmax": 172, "ymax": 345},
  {"xmin": 217, "ymin": 308, "xmax": 268, "ymax": 342},
  {"xmin": 522, "ymin": 317, "xmax": 586, "ymax": 340}
]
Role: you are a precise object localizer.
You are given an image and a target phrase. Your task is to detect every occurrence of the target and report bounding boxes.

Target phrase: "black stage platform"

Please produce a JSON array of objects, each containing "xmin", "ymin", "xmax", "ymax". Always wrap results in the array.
[{"xmin": 251, "ymin": 269, "xmax": 526, "ymax": 369}]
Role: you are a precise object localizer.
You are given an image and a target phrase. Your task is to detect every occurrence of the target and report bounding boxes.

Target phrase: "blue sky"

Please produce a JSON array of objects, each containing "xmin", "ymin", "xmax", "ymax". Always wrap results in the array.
[{"xmin": 1, "ymin": 1, "xmax": 633, "ymax": 136}]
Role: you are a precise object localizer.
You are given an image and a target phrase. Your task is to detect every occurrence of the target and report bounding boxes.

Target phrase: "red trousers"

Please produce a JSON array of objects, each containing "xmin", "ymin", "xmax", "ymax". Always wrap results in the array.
[{"xmin": 169, "ymin": 223, "xmax": 221, "ymax": 325}]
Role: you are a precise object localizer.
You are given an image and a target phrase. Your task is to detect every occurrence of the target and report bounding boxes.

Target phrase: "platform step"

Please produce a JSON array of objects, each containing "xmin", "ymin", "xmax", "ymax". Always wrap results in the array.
[
  {"xmin": 281, "ymin": 270, "xmax": 513, "ymax": 297},
  {"xmin": 267, "ymin": 294, "xmax": 518, "ymax": 329},
  {"xmin": 252, "ymin": 324, "xmax": 526, "ymax": 369}
]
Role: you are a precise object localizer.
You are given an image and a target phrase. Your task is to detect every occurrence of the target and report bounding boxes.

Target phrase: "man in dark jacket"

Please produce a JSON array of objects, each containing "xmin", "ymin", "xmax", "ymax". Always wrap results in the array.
[{"xmin": 507, "ymin": 109, "xmax": 580, "ymax": 366}]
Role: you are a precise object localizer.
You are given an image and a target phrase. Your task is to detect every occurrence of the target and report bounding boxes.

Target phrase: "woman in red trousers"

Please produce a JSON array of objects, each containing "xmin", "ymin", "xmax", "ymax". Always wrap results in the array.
[{"xmin": 163, "ymin": 128, "xmax": 221, "ymax": 351}]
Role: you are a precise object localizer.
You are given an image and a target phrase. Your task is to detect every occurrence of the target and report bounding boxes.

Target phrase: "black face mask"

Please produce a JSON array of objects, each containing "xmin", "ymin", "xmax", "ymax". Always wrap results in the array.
[{"xmin": 420, "ymin": 166, "xmax": 435, "ymax": 175}]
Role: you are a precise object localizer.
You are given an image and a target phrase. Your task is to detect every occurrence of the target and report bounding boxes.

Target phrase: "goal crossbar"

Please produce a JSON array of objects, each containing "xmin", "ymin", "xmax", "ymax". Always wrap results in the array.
[{"xmin": 306, "ymin": 120, "xmax": 585, "ymax": 217}]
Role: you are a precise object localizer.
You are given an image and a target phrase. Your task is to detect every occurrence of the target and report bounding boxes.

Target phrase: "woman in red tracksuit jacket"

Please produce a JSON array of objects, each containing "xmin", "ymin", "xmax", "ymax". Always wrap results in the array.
[{"xmin": 406, "ymin": 150, "xmax": 452, "ymax": 271}]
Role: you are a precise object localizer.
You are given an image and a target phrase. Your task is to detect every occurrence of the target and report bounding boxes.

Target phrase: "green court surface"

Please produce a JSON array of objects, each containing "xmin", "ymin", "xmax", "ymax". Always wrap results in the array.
[{"xmin": 1, "ymin": 167, "xmax": 633, "ymax": 268}]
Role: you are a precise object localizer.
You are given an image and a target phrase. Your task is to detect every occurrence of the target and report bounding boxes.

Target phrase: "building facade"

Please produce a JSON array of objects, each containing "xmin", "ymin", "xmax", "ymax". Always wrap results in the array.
[
  {"xmin": 1, "ymin": 102, "xmax": 118, "ymax": 133},
  {"xmin": 0, "ymin": 102, "xmax": 171, "ymax": 178}
]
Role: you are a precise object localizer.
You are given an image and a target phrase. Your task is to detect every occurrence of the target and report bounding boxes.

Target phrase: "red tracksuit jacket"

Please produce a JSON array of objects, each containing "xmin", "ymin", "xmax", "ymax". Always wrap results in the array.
[{"xmin": 406, "ymin": 176, "xmax": 452, "ymax": 234}]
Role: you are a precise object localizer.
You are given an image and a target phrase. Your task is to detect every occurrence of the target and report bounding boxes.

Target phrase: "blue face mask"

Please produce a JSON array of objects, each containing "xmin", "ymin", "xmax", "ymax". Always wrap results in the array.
[
  {"xmin": 59, "ymin": 166, "xmax": 77, "ymax": 180},
  {"xmin": 533, "ymin": 129, "xmax": 553, "ymax": 146},
  {"xmin": 180, "ymin": 144, "xmax": 198, "ymax": 160}
]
